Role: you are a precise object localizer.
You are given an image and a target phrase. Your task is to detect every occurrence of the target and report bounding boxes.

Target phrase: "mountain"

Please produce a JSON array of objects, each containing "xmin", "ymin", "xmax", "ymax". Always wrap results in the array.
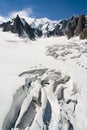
[
  {"xmin": 0, "ymin": 20, "xmax": 87, "ymax": 130},
  {"xmin": 0, "ymin": 15, "xmax": 42, "ymax": 40},
  {"xmin": 0, "ymin": 14, "xmax": 87, "ymax": 40},
  {"xmin": 66, "ymin": 15, "xmax": 87, "ymax": 39}
]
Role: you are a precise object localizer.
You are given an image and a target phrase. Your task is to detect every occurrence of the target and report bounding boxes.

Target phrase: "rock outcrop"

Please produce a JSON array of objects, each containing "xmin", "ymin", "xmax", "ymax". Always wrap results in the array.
[
  {"xmin": 0, "ymin": 15, "xmax": 42, "ymax": 40},
  {"xmin": 1, "ymin": 14, "xmax": 87, "ymax": 40},
  {"xmin": 66, "ymin": 15, "xmax": 87, "ymax": 39}
]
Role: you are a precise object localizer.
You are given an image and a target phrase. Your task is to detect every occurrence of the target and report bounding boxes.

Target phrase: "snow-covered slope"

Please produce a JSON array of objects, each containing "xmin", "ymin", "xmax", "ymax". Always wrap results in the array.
[
  {"xmin": 27, "ymin": 17, "xmax": 60, "ymax": 34},
  {"xmin": 0, "ymin": 29, "xmax": 87, "ymax": 130}
]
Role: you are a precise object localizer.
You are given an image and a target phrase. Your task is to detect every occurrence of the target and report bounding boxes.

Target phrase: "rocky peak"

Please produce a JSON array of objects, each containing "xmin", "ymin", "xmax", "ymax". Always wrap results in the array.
[
  {"xmin": 0, "ymin": 14, "xmax": 87, "ymax": 40},
  {"xmin": 0, "ymin": 15, "xmax": 42, "ymax": 40},
  {"xmin": 66, "ymin": 14, "xmax": 87, "ymax": 39}
]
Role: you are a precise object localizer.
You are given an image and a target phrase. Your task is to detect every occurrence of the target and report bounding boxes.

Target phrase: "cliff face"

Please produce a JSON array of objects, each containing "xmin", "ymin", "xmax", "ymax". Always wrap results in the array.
[
  {"xmin": 0, "ymin": 14, "xmax": 87, "ymax": 40},
  {"xmin": 0, "ymin": 15, "xmax": 42, "ymax": 40},
  {"xmin": 66, "ymin": 15, "xmax": 87, "ymax": 39}
]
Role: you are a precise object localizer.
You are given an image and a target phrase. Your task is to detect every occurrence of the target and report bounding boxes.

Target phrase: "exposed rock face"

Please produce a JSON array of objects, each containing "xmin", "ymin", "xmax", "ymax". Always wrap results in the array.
[
  {"xmin": 46, "ymin": 20, "xmax": 67, "ymax": 37},
  {"xmin": 2, "ymin": 68, "xmax": 81, "ymax": 130},
  {"xmin": 66, "ymin": 15, "xmax": 87, "ymax": 39},
  {"xmin": 1, "ymin": 14, "xmax": 87, "ymax": 40},
  {"xmin": 0, "ymin": 15, "xmax": 42, "ymax": 40}
]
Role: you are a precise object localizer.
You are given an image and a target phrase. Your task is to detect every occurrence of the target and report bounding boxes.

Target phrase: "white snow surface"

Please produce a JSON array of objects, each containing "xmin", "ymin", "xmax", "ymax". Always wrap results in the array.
[
  {"xmin": 25, "ymin": 17, "xmax": 60, "ymax": 34},
  {"xmin": 0, "ymin": 29, "xmax": 87, "ymax": 130}
]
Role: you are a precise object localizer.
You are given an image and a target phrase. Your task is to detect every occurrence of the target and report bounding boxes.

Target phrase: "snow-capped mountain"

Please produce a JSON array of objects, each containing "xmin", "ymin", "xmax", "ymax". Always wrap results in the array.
[
  {"xmin": 0, "ymin": 15, "xmax": 42, "ymax": 40},
  {"xmin": 29, "ymin": 18, "xmax": 61, "ymax": 34},
  {"xmin": 0, "ymin": 14, "xmax": 87, "ymax": 39},
  {"xmin": 0, "ymin": 15, "xmax": 63, "ymax": 38},
  {"xmin": 0, "ymin": 14, "xmax": 87, "ymax": 130}
]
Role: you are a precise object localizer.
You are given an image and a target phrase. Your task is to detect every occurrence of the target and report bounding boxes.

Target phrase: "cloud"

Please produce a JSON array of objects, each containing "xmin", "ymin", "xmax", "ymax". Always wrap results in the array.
[
  {"xmin": 0, "ymin": 15, "xmax": 10, "ymax": 24},
  {"xmin": 9, "ymin": 8, "xmax": 33, "ymax": 19},
  {"xmin": 0, "ymin": 8, "xmax": 34, "ymax": 24}
]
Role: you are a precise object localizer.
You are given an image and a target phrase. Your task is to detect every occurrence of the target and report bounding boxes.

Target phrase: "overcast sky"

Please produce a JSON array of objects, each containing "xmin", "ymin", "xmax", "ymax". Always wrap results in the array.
[{"xmin": 0, "ymin": 0, "xmax": 87, "ymax": 20}]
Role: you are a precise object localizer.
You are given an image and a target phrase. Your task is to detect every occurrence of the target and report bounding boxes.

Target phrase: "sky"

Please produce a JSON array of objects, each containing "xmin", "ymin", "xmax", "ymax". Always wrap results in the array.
[{"xmin": 0, "ymin": 0, "xmax": 87, "ymax": 20}]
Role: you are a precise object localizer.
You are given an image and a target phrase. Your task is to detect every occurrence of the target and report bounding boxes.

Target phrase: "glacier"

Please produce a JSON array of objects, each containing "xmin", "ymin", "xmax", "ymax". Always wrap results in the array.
[{"xmin": 0, "ymin": 29, "xmax": 87, "ymax": 130}]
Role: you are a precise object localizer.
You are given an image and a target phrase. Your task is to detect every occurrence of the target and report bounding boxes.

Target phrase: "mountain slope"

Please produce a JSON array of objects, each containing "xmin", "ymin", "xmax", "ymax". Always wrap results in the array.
[
  {"xmin": 0, "ymin": 14, "xmax": 87, "ymax": 39},
  {"xmin": 0, "ymin": 15, "xmax": 42, "ymax": 40},
  {"xmin": 66, "ymin": 15, "xmax": 87, "ymax": 39}
]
